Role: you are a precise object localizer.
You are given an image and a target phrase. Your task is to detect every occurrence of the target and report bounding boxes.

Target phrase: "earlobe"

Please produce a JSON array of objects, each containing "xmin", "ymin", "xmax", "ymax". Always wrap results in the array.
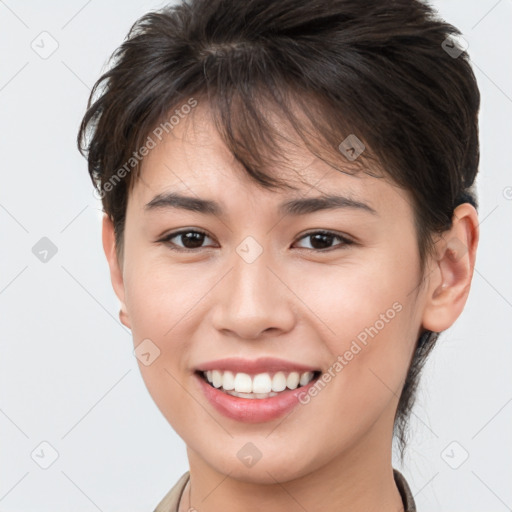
[
  {"xmin": 101, "ymin": 214, "xmax": 131, "ymax": 330},
  {"xmin": 421, "ymin": 203, "xmax": 479, "ymax": 333}
]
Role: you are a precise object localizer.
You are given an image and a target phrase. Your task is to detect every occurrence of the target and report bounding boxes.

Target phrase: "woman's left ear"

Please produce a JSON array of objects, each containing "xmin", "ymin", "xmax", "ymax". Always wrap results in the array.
[{"xmin": 421, "ymin": 203, "xmax": 479, "ymax": 333}]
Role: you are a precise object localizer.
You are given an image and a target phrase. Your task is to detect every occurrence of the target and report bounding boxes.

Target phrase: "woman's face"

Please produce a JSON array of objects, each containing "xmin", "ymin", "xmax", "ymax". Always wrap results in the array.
[{"xmin": 110, "ymin": 104, "xmax": 431, "ymax": 483}]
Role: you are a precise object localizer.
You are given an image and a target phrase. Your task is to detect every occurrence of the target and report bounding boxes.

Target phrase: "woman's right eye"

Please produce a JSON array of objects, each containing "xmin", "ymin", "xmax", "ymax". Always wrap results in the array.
[{"xmin": 159, "ymin": 229, "xmax": 216, "ymax": 252}]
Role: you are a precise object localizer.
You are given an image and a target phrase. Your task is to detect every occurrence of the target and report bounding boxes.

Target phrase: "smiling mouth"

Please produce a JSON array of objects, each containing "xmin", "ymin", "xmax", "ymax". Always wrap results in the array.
[{"xmin": 195, "ymin": 369, "xmax": 322, "ymax": 399}]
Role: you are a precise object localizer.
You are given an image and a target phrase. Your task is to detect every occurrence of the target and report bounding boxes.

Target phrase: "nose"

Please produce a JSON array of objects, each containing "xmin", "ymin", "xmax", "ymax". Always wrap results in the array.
[{"xmin": 211, "ymin": 249, "xmax": 296, "ymax": 340}]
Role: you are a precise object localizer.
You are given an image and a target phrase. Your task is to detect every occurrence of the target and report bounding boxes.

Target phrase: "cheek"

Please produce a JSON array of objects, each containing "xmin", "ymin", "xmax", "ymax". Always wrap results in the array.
[
  {"xmin": 293, "ymin": 253, "xmax": 411, "ymax": 343},
  {"xmin": 123, "ymin": 252, "xmax": 208, "ymax": 338},
  {"xmin": 290, "ymin": 255, "xmax": 417, "ymax": 408},
  {"xmin": 121, "ymin": 254, "xmax": 203, "ymax": 415}
]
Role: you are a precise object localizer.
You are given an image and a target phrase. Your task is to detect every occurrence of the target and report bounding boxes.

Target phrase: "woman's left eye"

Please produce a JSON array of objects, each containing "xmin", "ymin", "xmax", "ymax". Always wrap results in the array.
[
  {"xmin": 159, "ymin": 229, "xmax": 353, "ymax": 252},
  {"xmin": 293, "ymin": 230, "xmax": 353, "ymax": 251}
]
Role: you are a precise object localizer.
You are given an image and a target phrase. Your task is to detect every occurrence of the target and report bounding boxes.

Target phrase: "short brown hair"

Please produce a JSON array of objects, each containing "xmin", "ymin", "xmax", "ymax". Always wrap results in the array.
[{"xmin": 77, "ymin": 0, "xmax": 480, "ymax": 462}]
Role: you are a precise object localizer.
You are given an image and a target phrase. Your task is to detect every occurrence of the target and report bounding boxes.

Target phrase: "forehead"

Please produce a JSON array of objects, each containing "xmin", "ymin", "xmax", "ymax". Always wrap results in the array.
[{"xmin": 130, "ymin": 101, "xmax": 410, "ymax": 217}]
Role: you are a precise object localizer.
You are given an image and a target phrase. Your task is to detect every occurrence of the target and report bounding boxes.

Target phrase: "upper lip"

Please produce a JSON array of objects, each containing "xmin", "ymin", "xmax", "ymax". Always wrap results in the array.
[{"xmin": 195, "ymin": 357, "xmax": 320, "ymax": 375}]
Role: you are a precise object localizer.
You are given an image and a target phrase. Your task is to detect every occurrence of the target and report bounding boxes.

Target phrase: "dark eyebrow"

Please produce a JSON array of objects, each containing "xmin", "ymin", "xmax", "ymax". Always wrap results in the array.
[
  {"xmin": 278, "ymin": 195, "xmax": 378, "ymax": 216},
  {"xmin": 145, "ymin": 192, "xmax": 222, "ymax": 215},
  {"xmin": 144, "ymin": 192, "xmax": 377, "ymax": 216}
]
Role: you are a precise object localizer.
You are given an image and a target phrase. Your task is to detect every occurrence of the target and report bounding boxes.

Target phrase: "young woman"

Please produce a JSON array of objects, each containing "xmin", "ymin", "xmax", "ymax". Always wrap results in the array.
[{"xmin": 78, "ymin": 0, "xmax": 480, "ymax": 510}]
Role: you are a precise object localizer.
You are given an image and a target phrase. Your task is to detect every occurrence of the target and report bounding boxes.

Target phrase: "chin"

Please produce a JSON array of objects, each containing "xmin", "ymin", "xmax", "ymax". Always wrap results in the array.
[{"xmin": 203, "ymin": 448, "xmax": 316, "ymax": 484}]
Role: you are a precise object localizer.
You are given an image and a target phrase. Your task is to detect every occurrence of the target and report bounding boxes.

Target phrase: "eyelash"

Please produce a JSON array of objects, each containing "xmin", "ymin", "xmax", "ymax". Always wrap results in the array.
[{"xmin": 158, "ymin": 229, "xmax": 354, "ymax": 253}]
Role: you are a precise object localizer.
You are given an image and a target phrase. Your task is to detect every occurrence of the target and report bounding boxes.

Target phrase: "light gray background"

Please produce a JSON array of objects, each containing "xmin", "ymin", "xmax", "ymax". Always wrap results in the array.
[{"xmin": 0, "ymin": 1, "xmax": 511, "ymax": 510}]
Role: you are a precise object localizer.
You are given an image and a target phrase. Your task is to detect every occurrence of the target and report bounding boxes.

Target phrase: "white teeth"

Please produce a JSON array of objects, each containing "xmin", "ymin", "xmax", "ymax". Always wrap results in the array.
[
  {"xmin": 252, "ymin": 373, "xmax": 272, "ymax": 394},
  {"xmin": 299, "ymin": 371, "xmax": 314, "ymax": 386},
  {"xmin": 227, "ymin": 390, "xmax": 279, "ymax": 399},
  {"xmin": 234, "ymin": 372, "xmax": 252, "ymax": 393},
  {"xmin": 202, "ymin": 369, "xmax": 317, "ymax": 395},
  {"xmin": 271, "ymin": 371, "xmax": 287, "ymax": 392},
  {"xmin": 222, "ymin": 371, "xmax": 235, "ymax": 390},
  {"xmin": 286, "ymin": 372, "xmax": 300, "ymax": 389},
  {"xmin": 212, "ymin": 370, "xmax": 223, "ymax": 388}
]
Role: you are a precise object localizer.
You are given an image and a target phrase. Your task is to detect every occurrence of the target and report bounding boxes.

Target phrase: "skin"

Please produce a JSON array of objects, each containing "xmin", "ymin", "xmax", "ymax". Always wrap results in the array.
[{"xmin": 102, "ymin": 102, "xmax": 479, "ymax": 512}]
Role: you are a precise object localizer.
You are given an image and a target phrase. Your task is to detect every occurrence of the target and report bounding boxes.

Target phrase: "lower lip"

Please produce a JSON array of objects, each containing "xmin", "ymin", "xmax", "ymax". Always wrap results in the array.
[{"xmin": 194, "ymin": 372, "xmax": 320, "ymax": 423}]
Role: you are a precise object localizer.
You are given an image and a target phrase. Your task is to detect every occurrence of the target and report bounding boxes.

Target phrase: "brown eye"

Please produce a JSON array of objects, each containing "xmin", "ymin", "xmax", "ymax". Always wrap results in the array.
[
  {"xmin": 160, "ymin": 229, "xmax": 215, "ymax": 251},
  {"xmin": 294, "ymin": 230, "xmax": 353, "ymax": 251}
]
